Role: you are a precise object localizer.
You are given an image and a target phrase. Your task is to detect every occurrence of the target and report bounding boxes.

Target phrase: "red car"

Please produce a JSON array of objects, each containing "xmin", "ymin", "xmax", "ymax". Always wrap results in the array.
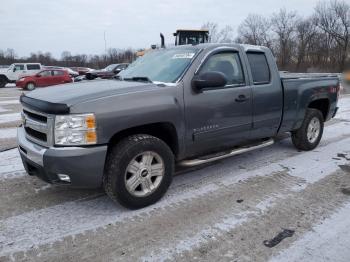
[{"xmin": 16, "ymin": 69, "xmax": 72, "ymax": 90}]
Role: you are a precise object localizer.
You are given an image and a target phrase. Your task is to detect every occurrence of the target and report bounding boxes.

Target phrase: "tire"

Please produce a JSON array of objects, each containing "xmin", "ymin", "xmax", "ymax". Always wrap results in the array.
[
  {"xmin": 104, "ymin": 134, "xmax": 174, "ymax": 209},
  {"xmin": 291, "ymin": 108, "xmax": 324, "ymax": 151},
  {"xmin": 0, "ymin": 77, "xmax": 7, "ymax": 88},
  {"xmin": 26, "ymin": 82, "xmax": 36, "ymax": 91},
  {"xmin": 86, "ymin": 73, "xmax": 95, "ymax": 80}
]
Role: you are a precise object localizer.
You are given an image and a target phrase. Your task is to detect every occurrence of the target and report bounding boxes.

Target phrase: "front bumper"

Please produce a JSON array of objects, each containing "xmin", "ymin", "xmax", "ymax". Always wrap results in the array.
[
  {"xmin": 17, "ymin": 126, "xmax": 107, "ymax": 188},
  {"xmin": 15, "ymin": 81, "xmax": 25, "ymax": 88}
]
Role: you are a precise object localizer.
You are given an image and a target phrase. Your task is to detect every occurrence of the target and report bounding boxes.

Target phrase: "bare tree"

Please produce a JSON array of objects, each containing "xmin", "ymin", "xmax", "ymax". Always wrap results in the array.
[
  {"xmin": 218, "ymin": 25, "xmax": 235, "ymax": 43},
  {"xmin": 315, "ymin": 0, "xmax": 350, "ymax": 71},
  {"xmin": 201, "ymin": 22, "xmax": 234, "ymax": 43},
  {"xmin": 201, "ymin": 22, "xmax": 220, "ymax": 42},
  {"xmin": 4, "ymin": 48, "xmax": 16, "ymax": 63},
  {"xmin": 236, "ymin": 14, "xmax": 273, "ymax": 48},
  {"xmin": 295, "ymin": 17, "xmax": 317, "ymax": 71},
  {"xmin": 271, "ymin": 9, "xmax": 298, "ymax": 69}
]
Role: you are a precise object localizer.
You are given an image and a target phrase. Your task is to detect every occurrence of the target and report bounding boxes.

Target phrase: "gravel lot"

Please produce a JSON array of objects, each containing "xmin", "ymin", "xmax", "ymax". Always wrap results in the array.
[{"xmin": 0, "ymin": 86, "xmax": 350, "ymax": 262}]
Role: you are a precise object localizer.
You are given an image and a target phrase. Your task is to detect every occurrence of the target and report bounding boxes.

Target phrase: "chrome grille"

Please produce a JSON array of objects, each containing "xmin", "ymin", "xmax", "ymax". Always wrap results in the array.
[{"xmin": 22, "ymin": 107, "xmax": 54, "ymax": 147}]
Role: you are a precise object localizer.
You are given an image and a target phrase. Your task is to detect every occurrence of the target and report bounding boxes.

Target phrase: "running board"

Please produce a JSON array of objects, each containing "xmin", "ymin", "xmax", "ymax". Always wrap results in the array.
[{"xmin": 179, "ymin": 139, "xmax": 274, "ymax": 167}]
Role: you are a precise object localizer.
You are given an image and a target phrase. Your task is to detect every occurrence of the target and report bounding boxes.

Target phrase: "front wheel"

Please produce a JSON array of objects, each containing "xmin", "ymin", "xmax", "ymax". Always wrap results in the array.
[
  {"xmin": 103, "ymin": 134, "xmax": 174, "ymax": 209},
  {"xmin": 0, "ymin": 78, "xmax": 7, "ymax": 88},
  {"xmin": 291, "ymin": 109, "xmax": 324, "ymax": 151},
  {"xmin": 26, "ymin": 82, "xmax": 36, "ymax": 91}
]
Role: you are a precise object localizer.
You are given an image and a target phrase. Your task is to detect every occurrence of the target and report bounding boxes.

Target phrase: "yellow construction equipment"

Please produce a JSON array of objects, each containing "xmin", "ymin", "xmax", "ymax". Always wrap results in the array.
[{"xmin": 136, "ymin": 29, "xmax": 209, "ymax": 57}]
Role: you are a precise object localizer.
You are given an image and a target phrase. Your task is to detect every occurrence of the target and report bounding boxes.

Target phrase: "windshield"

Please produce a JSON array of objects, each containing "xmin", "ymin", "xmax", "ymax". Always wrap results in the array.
[
  {"xmin": 119, "ymin": 48, "xmax": 198, "ymax": 83},
  {"xmin": 104, "ymin": 64, "xmax": 117, "ymax": 71}
]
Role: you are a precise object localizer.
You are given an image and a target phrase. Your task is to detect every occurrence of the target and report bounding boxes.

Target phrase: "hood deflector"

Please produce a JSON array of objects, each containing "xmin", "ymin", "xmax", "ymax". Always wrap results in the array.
[{"xmin": 20, "ymin": 95, "xmax": 70, "ymax": 115}]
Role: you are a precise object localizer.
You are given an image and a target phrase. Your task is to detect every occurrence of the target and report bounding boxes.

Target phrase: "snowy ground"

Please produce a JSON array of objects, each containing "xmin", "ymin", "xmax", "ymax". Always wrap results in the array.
[{"xmin": 0, "ymin": 87, "xmax": 349, "ymax": 262}]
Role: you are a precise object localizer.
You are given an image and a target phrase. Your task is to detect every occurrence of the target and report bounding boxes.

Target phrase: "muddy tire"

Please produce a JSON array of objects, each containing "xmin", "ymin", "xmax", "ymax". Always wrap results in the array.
[
  {"xmin": 104, "ymin": 134, "xmax": 174, "ymax": 209},
  {"xmin": 291, "ymin": 109, "xmax": 324, "ymax": 151},
  {"xmin": 26, "ymin": 82, "xmax": 36, "ymax": 91}
]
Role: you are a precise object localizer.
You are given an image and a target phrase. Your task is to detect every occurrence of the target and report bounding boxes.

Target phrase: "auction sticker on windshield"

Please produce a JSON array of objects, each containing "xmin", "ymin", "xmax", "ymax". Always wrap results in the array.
[{"xmin": 172, "ymin": 53, "xmax": 195, "ymax": 59}]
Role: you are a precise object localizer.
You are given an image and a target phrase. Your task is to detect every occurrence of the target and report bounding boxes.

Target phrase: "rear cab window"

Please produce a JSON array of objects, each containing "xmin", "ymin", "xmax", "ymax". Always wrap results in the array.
[
  {"xmin": 199, "ymin": 52, "xmax": 245, "ymax": 86},
  {"xmin": 26, "ymin": 64, "xmax": 41, "ymax": 70},
  {"xmin": 246, "ymin": 52, "xmax": 271, "ymax": 85}
]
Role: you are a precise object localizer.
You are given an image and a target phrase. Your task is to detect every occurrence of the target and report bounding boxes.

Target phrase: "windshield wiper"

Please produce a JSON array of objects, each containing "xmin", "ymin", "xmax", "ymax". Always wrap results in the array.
[{"xmin": 123, "ymin": 76, "xmax": 153, "ymax": 83}]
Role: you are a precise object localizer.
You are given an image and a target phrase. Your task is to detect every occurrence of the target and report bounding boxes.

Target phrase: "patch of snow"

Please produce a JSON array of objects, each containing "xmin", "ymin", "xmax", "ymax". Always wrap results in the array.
[
  {"xmin": 34, "ymin": 184, "xmax": 52, "ymax": 193},
  {"xmin": 335, "ymin": 96, "xmax": 350, "ymax": 120},
  {"xmin": 270, "ymin": 202, "xmax": 350, "ymax": 262},
  {"xmin": 0, "ymin": 113, "xmax": 21, "ymax": 124},
  {"xmin": 0, "ymin": 100, "xmax": 20, "ymax": 105},
  {"xmin": 0, "ymin": 149, "xmax": 24, "ymax": 179},
  {"xmin": 0, "ymin": 127, "xmax": 17, "ymax": 139},
  {"xmin": 1, "ymin": 136, "xmax": 349, "ymax": 257},
  {"xmin": 0, "ymin": 96, "xmax": 20, "ymax": 100},
  {"xmin": 0, "ymin": 106, "xmax": 9, "ymax": 113},
  {"xmin": 144, "ymin": 195, "xmax": 283, "ymax": 261}
]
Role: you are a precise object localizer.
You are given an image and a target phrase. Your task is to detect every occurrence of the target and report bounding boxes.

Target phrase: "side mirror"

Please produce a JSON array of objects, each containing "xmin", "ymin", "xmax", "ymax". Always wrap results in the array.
[
  {"xmin": 36, "ymin": 74, "xmax": 41, "ymax": 77},
  {"xmin": 13, "ymin": 68, "xmax": 17, "ymax": 72},
  {"xmin": 192, "ymin": 71, "xmax": 227, "ymax": 91}
]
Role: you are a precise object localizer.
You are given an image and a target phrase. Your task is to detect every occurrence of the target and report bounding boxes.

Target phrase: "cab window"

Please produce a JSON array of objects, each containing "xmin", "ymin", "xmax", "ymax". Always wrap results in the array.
[
  {"xmin": 27, "ymin": 64, "xmax": 41, "ymax": 70},
  {"xmin": 246, "ymin": 52, "xmax": 271, "ymax": 85},
  {"xmin": 14, "ymin": 64, "xmax": 24, "ymax": 71},
  {"xmin": 199, "ymin": 52, "xmax": 245, "ymax": 86}
]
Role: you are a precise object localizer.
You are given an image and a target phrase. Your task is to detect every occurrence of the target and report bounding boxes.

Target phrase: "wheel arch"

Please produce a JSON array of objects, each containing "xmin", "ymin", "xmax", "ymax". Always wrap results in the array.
[
  {"xmin": 308, "ymin": 98, "xmax": 330, "ymax": 121},
  {"xmin": 0, "ymin": 74, "xmax": 9, "ymax": 82},
  {"xmin": 108, "ymin": 122, "xmax": 179, "ymax": 158}
]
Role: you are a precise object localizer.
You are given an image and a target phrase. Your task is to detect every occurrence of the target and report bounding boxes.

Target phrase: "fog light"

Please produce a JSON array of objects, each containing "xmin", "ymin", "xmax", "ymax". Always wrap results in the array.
[{"xmin": 58, "ymin": 174, "xmax": 71, "ymax": 182}]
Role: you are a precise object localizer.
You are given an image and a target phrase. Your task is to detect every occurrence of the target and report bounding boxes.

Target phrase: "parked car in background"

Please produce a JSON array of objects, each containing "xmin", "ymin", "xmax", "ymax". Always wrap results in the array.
[
  {"xmin": 0, "ymin": 63, "xmax": 42, "ymax": 87},
  {"xmin": 43, "ymin": 66, "xmax": 79, "ymax": 78},
  {"xmin": 16, "ymin": 69, "xmax": 72, "ymax": 90},
  {"xmin": 86, "ymin": 63, "xmax": 129, "ymax": 80},
  {"xmin": 70, "ymin": 67, "xmax": 93, "ymax": 75}
]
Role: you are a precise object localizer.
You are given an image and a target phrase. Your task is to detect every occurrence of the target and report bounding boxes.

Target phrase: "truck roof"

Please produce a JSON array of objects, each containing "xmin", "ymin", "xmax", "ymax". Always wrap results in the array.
[{"xmin": 169, "ymin": 43, "xmax": 270, "ymax": 53}]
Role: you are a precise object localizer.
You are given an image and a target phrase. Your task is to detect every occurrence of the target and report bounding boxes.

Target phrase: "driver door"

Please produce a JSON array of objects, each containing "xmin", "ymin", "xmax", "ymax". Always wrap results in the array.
[{"xmin": 184, "ymin": 50, "xmax": 253, "ymax": 156}]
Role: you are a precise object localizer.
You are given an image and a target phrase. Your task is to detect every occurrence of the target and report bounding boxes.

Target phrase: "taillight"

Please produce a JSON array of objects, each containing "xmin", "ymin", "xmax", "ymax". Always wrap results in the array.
[
  {"xmin": 336, "ymin": 83, "xmax": 341, "ymax": 99},
  {"xmin": 328, "ymin": 86, "xmax": 337, "ymax": 93},
  {"xmin": 328, "ymin": 84, "xmax": 340, "ymax": 99}
]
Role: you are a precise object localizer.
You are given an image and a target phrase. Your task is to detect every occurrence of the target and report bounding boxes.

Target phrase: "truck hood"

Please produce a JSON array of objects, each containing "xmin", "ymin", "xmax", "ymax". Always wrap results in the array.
[
  {"xmin": 0, "ymin": 68, "xmax": 8, "ymax": 74},
  {"xmin": 25, "ymin": 79, "xmax": 162, "ymax": 106}
]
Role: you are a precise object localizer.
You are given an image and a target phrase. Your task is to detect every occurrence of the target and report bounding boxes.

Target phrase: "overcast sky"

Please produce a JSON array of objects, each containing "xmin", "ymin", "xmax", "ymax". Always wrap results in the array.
[{"xmin": 0, "ymin": 0, "xmax": 321, "ymax": 58}]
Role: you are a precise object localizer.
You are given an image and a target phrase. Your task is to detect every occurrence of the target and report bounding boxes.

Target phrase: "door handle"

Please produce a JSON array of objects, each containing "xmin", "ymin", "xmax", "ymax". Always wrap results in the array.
[{"xmin": 235, "ymin": 95, "xmax": 248, "ymax": 103}]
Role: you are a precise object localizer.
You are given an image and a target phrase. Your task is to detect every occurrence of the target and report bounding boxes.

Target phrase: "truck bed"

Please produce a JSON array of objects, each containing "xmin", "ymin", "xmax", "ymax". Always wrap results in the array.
[
  {"xmin": 280, "ymin": 72, "xmax": 340, "ymax": 80},
  {"xmin": 278, "ymin": 74, "xmax": 339, "ymax": 134}
]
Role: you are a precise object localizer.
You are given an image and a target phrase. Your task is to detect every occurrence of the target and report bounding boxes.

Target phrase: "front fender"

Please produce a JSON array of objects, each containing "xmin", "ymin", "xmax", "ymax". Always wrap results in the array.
[{"xmin": 70, "ymin": 85, "xmax": 185, "ymax": 150}]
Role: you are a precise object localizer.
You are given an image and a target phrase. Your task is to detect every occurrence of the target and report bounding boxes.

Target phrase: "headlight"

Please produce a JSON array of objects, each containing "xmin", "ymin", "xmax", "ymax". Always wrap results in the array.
[
  {"xmin": 18, "ymin": 78, "xmax": 25, "ymax": 81},
  {"xmin": 54, "ymin": 113, "xmax": 97, "ymax": 145}
]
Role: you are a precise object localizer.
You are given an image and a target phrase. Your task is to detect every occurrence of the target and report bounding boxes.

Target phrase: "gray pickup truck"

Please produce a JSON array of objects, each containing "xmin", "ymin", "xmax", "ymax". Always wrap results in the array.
[{"xmin": 18, "ymin": 43, "xmax": 339, "ymax": 209}]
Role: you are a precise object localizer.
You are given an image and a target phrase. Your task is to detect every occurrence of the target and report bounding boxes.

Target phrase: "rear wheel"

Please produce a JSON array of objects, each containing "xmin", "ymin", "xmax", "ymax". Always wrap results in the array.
[
  {"xmin": 26, "ymin": 82, "xmax": 36, "ymax": 91},
  {"xmin": 291, "ymin": 109, "xmax": 324, "ymax": 151},
  {"xmin": 104, "ymin": 134, "xmax": 174, "ymax": 209}
]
